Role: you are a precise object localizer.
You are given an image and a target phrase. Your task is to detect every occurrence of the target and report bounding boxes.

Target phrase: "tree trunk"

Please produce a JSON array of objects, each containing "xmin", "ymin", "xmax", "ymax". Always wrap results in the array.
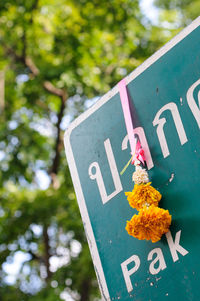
[
  {"xmin": 80, "ymin": 278, "xmax": 91, "ymax": 301},
  {"xmin": 43, "ymin": 225, "xmax": 52, "ymax": 280}
]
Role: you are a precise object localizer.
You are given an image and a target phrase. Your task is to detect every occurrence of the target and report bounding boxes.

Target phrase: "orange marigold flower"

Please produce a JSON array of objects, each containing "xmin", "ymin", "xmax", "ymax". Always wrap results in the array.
[
  {"xmin": 125, "ymin": 205, "xmax": 172, "ymax": 243},
  {"xmin": 125, "ymin": 182, "xmax": 161, "ymax": 210}
]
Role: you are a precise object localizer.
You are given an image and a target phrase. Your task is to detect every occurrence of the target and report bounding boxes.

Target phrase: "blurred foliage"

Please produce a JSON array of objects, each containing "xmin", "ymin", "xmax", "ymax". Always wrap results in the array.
[
  {"xmin": 154, "ymin": 0, "xmax": 200, "ymax": 27},
  {"xmin": 0, "ymin": 0, "xmax": 198, "ymax": 300}
]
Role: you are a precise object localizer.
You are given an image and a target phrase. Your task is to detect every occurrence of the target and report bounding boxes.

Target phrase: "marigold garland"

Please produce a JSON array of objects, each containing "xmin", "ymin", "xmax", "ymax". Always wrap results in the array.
[
  {"xmin": 124, "ymin": 142, "xmax": 172, "ymax": 243},
  {"xmin": 126, "ymin": 205, "xmax": 172, "ymax": 243},
  {"xmin": 125, "ymin": 182, "xmax": 161, "ymax": 211}
]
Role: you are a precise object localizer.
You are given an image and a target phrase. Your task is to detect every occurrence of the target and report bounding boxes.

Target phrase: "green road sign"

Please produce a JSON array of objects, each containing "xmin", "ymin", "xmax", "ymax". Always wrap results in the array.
[{"xmin": 64, "ymin": 17, "xmax": 200, "ymax": 300}]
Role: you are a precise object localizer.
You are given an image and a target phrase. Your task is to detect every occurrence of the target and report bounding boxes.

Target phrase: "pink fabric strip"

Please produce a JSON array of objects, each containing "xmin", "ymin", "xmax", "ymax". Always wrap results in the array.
[{"xmin": 118, "ymin": 79, "xmax": 136, "ymax": 155}]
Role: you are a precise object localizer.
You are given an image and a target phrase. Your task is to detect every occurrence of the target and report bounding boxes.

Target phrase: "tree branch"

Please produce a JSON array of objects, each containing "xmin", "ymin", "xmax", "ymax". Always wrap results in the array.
[
  {"xmin": 43, "ymin": 225, "xmax": 52, "ymax": 280},
  {"xmin": 50, "ymin": 91, "xmax": 67, "ymax": 183},
  {"xmin": 2, "ymin": 44, "xmax": 24, "ymax": 64},
  {"xmin": 25, "ymin": 56, "xmax": 65, "ymax": 98},
  {"xmin": 43, "ymin": 81, "xmax": 64, "ymax": 97},
  {"xmin": 80, "ymin": 279, "xmax": 91, "ymax": 301},
  {"xmin": 31, "ymin": 0, "xmax": 39, "ymax": 12},
  {"xmin": 3, "ymin": 42, "xmax": 68, "ymax": 185},
  {"xmin": 0, "ymin": 71, "xmax": 5, "ymax": 113},
  {"xmin": 25, "ymin": 56, "xmax": 39, "ymax": 76},
  {"xmin": 28, "ymin": 250, "xmax": 44, "ymax": 263}
]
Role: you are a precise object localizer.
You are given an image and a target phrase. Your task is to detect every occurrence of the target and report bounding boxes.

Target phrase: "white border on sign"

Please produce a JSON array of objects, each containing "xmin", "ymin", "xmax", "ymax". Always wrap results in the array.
[{"xmin": 64, "ymin": 17, "xmax": 200, "ymax": 300}]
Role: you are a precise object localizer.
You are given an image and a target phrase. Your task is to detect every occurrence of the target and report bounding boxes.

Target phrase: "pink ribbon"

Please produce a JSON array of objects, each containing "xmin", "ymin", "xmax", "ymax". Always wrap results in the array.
[
  {"xmin": 131, "ymin": 140, "xmax": 145, "ymax": 165},
  {"xmin": 118, "ymin": 79, "xmax": 145, "ymax": 165},
  {"xmin": 118, "ymin": 79, "xmax": 136, "ymax": 156}
]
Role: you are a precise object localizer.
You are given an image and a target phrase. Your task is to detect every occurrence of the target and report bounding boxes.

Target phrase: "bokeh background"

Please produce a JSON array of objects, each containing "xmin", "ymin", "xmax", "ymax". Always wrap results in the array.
[{"xmin": 0, "ymin": 1, "xmax": 199, "ymax": 300}]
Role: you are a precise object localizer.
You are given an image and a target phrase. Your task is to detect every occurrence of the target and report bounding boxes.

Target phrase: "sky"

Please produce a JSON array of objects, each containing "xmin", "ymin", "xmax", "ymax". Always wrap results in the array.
[{"xmin": 140, "ymin": 0, "xmax": 159, "ymax": 24}]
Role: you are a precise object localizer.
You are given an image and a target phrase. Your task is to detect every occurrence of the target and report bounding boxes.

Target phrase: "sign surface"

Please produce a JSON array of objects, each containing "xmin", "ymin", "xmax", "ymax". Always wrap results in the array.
[{"xmin": 64, "ymin": 17, "xmax": 200, "ymax": 300}]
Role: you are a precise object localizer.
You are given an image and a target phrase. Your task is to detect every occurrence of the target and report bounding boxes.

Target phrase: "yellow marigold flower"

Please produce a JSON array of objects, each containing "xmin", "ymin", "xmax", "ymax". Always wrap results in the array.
[
  {"xmin": 125, "ymin": 182, "xmax": 161, "ymax": 210},
  {"xmin": 126, "ymin": 206, "xmax": 172, "ymax": 243}
]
